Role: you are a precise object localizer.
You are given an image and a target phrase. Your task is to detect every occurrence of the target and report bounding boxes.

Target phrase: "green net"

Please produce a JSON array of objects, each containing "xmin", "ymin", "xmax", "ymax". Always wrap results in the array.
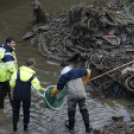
[{"xmin": 44, "ymin": 85, "xmax": 67, "ymax": 109}]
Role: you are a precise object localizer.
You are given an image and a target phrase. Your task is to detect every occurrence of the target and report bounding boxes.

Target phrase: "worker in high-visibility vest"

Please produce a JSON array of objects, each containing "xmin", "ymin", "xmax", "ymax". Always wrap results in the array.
[
  {"xmin": 10, "ymin": 58, "xmax": 45, "ymax": 132},
  {"xmin": 0, "ymin": 37, "xmax": 18, "ymax": 108}
]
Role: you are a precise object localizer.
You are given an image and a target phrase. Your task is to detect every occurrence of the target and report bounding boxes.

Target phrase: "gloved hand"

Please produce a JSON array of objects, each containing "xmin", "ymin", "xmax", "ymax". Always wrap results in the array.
[
  {"xmin": 83, "ymin": 69, "xmax": 91, "ymax": 85},
  {"xmin": 51, "ymin": 86, "xmax": 60, "ymax": 97}
]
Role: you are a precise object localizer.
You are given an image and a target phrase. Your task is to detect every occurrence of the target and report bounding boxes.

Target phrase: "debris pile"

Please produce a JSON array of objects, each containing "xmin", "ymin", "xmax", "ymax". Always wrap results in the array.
[
  {"xmin": 93, "ymin": 120, "xmax": 134, "ymax": 134},
  {"xmin": 23, "ymin": 0, "xmax": 134, "ymax": 95}
]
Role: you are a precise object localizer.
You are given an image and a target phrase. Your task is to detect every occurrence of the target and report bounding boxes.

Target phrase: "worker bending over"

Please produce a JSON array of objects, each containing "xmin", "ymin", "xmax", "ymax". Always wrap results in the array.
[{"xmin": 51, "ymin": 62, "xmax": 92, "ymax": 133}]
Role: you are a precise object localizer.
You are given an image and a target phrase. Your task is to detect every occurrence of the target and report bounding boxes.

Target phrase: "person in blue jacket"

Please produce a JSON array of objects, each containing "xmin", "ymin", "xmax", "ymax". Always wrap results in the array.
[
  {"xmin": 0, "ymin": 37, "xmax": 18, "ymax": 108},
  {"xmin": 51, "ymin": 62, "xmax": 92, "ymax": 133},
  {"xmin": 10, "ymin": 58, "xmax": 45, "ymax": 132}
]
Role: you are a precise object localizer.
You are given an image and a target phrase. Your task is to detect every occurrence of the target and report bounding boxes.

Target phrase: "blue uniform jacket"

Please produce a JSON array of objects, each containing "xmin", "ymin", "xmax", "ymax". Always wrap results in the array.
[
  {"xmin": 1, "ymin": 43, "xmax": 14, "ymax": 62},
  {"xmin": 57, "ymin": 68, "xmax": 87, "ymax": 90}
]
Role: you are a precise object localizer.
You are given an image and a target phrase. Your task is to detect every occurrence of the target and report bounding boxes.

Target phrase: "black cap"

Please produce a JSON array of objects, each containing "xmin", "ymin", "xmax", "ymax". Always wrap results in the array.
[{"xmin": 61, "ymin": 61, "xmax": 69, "ymax": 67}]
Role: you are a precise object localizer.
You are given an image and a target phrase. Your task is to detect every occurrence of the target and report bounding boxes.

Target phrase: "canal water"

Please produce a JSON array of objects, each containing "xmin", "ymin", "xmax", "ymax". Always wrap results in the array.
[{"xmin": 0, "ymin": 0, "xmax": 132, "ymax": 134}]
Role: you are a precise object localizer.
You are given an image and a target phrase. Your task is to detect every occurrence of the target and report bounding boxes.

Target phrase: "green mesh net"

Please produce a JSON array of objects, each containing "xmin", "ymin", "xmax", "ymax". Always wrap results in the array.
[{"xmin": 44, "ymin": 85, "xmax": 67, "ymax": 109}]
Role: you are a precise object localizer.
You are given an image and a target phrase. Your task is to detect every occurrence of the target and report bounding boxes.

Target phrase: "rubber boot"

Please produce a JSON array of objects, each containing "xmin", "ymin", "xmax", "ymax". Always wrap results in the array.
[
  {"xmin": 24, "ymin": 124, "xmax": 28, "ymax": 131},
  {"xmin": 85, "ymin": 123, "xmax": 92, "ymax": 133},
  {"xmin": 0, "ymin": 85, "xmax": 6, "ymax": 109},
  {"xmin": 65, "ymin": 109, "xmax": 75, "ymax": 130},
  {"xmin": 13, "ymin": 124, "xmax": 17, "ymax": 132},
  {"xmin": 80, "ymin": 109, "xmax": 92, "ymax": 133},
  {"xmin": 65, "ymin": 121, "xmax": 74, "ymax": 130}
]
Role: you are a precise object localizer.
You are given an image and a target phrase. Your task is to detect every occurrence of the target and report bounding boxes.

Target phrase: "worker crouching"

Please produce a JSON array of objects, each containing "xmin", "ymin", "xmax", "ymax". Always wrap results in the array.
[
  {"xmin": 51, "ymin": 62, "xmax": 92, "ymax": 133},
  {"xmin": 10, "ymin": 59, "xmax": 45, "ymax": 132}
]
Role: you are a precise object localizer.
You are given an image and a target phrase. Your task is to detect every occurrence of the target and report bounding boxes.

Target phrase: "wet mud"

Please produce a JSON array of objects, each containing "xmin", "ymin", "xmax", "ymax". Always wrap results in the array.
[{"xmin": 0, "ymin": 0, "xmax": 134, "ymax": 134}]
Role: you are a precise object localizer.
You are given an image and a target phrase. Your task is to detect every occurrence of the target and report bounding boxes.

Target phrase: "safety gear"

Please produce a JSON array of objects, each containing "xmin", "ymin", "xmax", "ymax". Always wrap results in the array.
[
  {"xmin": 12, "ymin": 66, "xmax": 42, "ymax": 128},
  {"xmin": 13, "ymin": 124, "xmax": 17, "ymax": 132},
  {"xmin": 0, "ymin": 43, "xmax": 18, "ymax": 82},
  {"xmin": 10, "ymin": 66, "xmax": 42, "ymax": 92},
  {"xmin": 68, "ymin": 96, "xmax": 87, "ymax": 110},
  {"xmin": 65, "ymin": 109, "xmax": 75, "ymax": 130},
  {"xmin": 24, "ymin": 124, "xmax": 28, "ymax": 131},
  {"xmin": 57, "ymin": 67, "xmax": 87, "ymax": 90},
  {"xmin": 51, "ymin": 86, "xmax": 60, "ymax": 97},
  {"xmin": 86, "ymin": 127, "xmax": 92, "ymax": 133},
  {"xmin": 83, "ymin": 69, "xmax": 91, "ymax": 84},
  {"xmin": 80, "ymin": 109, "xmax": 92, "ymax": 133},
  {"xmin": 68, "ymin": 109, "xmax": 75, "ymax": 127},
  {"xmin": 54, "ymin": 66, "xmax": 91, "ymax": 130},
  {"xmin": 56, "ymin": 67, "xmax": 90, "ymax": 98},
  {"xmin": 67, "ymin": 78, "xmax": 87, "ymax": 97},
  {"xmin": 65, "ymin": 121, "xmax": 74, "ymax": 130},
  {"xmin": 0, "ymin": 84, "xmax": 6, "ymax": 108},
  {"xmin": 80, "ymin": 109, "xmax": 89, "ymax": 124},
  {"xmin": 13, "ymin": 70, "xmax": 35, "ymax": 97},
  {"xmin": 0, "ymin": 47, "xmax": 5, "ymax": 60}
]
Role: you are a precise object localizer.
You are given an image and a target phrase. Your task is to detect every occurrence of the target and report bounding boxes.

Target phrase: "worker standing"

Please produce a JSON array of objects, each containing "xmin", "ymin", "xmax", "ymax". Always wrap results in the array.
[
  {"xmin": 51, "ymin": 62, "xmax": 92, "ymax": 133},
  {"xmin": 10, "ymin": 58, "xmax": 45, "ymax": 132},
  {"xmin": 0, "ymin": 37, "xmax": 18, "ymax": 108}
]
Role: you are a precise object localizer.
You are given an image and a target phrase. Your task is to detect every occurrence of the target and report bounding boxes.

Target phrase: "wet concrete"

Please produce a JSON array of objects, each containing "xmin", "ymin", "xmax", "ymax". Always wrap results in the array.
[{"xmin": 0, "ymin": 0, "xmax": 133, "ymax": 134}]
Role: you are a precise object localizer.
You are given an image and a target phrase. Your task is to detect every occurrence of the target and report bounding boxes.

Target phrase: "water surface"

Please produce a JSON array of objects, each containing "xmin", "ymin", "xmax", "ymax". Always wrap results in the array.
[{"xmin": 0, "ymin": 0, "xmax": 132, "ymax": 134}]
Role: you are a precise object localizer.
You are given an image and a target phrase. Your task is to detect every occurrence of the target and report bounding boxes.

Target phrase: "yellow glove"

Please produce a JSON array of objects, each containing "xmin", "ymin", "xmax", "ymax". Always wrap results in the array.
[
  {"xmin": 83, "ymin": 69, "xmax": 91, "ymax": 85},
  {"xmin": 51, "ymin": 86, "xmax": 60, "ymax": 97}
]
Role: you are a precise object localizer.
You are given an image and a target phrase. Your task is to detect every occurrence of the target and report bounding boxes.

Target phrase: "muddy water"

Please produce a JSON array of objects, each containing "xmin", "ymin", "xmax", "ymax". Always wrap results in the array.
[{"xmin": 0, "ymin": 0, "xmax": 133, "ymax": 134}]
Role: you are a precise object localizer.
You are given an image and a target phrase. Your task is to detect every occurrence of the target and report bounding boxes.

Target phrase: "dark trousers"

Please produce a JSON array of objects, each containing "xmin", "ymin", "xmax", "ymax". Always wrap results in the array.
[
  {"xmin": 0, "ymin": 81, "xmax": 12, "ymax": 108},
  {"xmin": 13, "ymin": 95, "xmax": 31, "ymax": 125},
  {"xmin": 68, "ymin": 96, "xmax": 89, "ymax": 126}
]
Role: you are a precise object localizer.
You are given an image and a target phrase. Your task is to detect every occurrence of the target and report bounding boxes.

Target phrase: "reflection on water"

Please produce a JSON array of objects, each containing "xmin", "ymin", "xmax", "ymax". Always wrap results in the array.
[{"xmin": 0, "ymin": 0, "xmax": 132, "ymax": 134}]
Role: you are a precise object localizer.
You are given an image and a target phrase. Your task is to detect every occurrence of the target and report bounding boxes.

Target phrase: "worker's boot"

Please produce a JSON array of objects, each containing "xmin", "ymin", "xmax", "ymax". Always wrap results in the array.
[
  {"xmin": 13, "ymin": 124, "xmax": 17, "ymax": 132},
  {"xmin": 65, "ymin": 121, "xmax": 74, "ymax": 130},
  {"xmin": 85, "ymin": 122, "xmax": 92, "ymax": 133},
  {"xmin": 24, "ymin": 124, "xmax": 28, "ymax": 131},
  {"xmin": 0, "ymin": 85, "xmax": 6, "ymax": 109},
  {"xmin": 80, "ymin": 108, "xmax": 92, "ymax": 133},
  {"xmin": 65, "ymin": 109, "xmax": 75, "ymax": 130}
]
